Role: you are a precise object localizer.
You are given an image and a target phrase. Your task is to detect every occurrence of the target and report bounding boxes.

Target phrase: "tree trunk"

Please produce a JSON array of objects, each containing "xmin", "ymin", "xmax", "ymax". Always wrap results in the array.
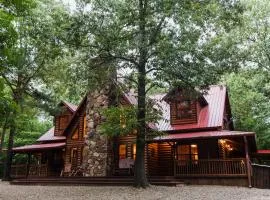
[
  {"xmin": 0, "ymin": 113, "xmax": 10, "ymax": 151},
  {"xmin": 134, "ymin": 0, "xmax": 149, "ymax": 188},
  {"xmin": 2, "ymin": 95, "xmax": 19, "ymax": 181},
  {"xmin": 0, "ymin": 119, "xmax": 8, "ymax": 151},
  {"xmin": 134, "ymin": 63, "xmax": 148, "ymax": 187},
  {"xmin": 2, "ymin": 117, "xmax": 15, "ymax": 181}
]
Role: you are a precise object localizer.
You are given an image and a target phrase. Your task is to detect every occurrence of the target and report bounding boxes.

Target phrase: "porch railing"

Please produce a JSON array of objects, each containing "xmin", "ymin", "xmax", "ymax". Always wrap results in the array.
[
  {"xmin": 11, "ymin": 164, "xmax": 28, "ymax": 178},
  {"xmin": 28, "ymin": 164, "xmax": 48, "ymax": 177},
  {"xmin": 11, "ymin": 164, "xmax": 48, "ymax": 178},
  {"xmin": 174, "ymin": 158, "xmax": 247, "ymax": 177}
]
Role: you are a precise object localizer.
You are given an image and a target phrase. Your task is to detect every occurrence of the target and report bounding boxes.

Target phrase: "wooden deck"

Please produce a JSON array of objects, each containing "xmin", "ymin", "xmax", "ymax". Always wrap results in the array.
[
  {"xmin": 11, "ymin": 164, "xmax": 49, "ymax": 178},
  {"xmin": 11, "ymin": 158, "xmax": 249, "ymax": 179},
  {"xmin": 10, "ymin": 176, "xmax": 184, "ymax": 186}
]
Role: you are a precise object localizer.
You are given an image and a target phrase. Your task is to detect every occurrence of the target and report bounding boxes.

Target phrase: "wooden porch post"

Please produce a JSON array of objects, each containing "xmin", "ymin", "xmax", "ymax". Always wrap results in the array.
[
  {"xmin": 26, "ymin": 153, "xmax": 31, "ymax": 178},
  {"xmin": 145, "ymin": 143, "xmax": 148, "ymax": 176},
  {"xmin": 244, "ymin": 136, "xmax": 252, "ymax": 188}
]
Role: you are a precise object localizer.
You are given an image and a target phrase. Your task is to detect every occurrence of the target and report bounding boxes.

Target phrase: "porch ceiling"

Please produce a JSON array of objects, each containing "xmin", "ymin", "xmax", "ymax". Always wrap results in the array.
[
  {"xmin": 12, "ymin": 142, "xmax": 66, "ymax": 153},
  {"xmin": 150, "ymin": 130, "xmax": 255, "ymax": 142}
]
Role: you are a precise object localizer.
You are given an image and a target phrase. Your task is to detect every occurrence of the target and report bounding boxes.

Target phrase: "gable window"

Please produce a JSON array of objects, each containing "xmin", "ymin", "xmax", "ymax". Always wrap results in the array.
[
  {"xmin": 132, "ymin": 144, "xmax": 136, "ymax": 160},
  {"xmin": 176, "ymin": 100, "xmax": 192, "ymax": 119},
  {"xmin": 176, "ymin": 144, "xmax": 198, "ymax": 162},
  {"xmin": 72, "ymin": 128, "xmax": 79, "ymax": 140},
  {"xmin": 119, "ymin": 144, "xmax": 127, "ymax": 159},
  {"xmin": 83, "ymin": 114, "xmax": 87, "ymax": 137}
]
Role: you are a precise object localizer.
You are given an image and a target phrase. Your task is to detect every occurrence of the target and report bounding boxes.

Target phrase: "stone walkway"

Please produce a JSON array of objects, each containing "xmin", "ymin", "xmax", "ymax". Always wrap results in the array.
[{"xmin": 0, "ymin": 182, "xmax": 270, "ymax": 200}]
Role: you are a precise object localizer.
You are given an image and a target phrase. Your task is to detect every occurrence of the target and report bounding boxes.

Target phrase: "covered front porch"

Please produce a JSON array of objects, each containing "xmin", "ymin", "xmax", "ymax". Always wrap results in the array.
[
  {"xmin": 11, "ymin": 142, "xmax": 65, "ymax": 178},
  {"xmin": 147, "ymin": 130, "xmax": 256, "ymax": 185}
]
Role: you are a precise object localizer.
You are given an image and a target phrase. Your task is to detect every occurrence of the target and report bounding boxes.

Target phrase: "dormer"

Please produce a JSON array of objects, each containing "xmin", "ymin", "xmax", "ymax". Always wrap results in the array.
[
  {"xmin": 163, "ymin": 88, "xmax": 208, "ymax": 125},
  {"xmin": 54, "ymin": 101, "xmax": 77, "ymax": 136}
]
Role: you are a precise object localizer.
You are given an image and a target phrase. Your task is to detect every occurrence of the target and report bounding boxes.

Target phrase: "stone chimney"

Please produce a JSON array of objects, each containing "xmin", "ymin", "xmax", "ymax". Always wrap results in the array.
[{"xmin": 80, "ymin": 64, "xmax": 120, "ymax": 177}]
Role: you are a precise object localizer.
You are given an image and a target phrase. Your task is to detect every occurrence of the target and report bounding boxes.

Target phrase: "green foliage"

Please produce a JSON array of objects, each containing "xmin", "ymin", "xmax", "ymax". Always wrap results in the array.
[
  {"xmin": 99, "ymin": 107, "xmax": 138, "ymax": 136},
  {"xmin": 99, "ymin": 98, "xmax": 163, "ymax": 137},
  {"xmin": 224, "ymin": 70, "xmax": 270, "ymax": 149},
  {"xmin": 66, "ymin": 0, "xmax": 244, "ymax": 92}
]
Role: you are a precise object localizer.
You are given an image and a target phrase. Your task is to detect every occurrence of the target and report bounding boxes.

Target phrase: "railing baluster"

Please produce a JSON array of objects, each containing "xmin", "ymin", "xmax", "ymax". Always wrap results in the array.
[{"xmin": 174, "ymin": 158, "xmax": 247, "ymax": 177}]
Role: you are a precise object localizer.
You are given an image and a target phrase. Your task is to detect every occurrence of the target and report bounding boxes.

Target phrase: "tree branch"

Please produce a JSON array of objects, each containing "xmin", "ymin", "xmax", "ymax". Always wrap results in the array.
[
  {"xmin": 0, "ymin": 73, "xmax": 16, "ymax": 94},
  {"xmin": 148, "ymin": 16, "xmax": 166, "ymax": 47},
  {"xmin": 105, "ymin": 53, "xmax": 139, "ymax": 67}
]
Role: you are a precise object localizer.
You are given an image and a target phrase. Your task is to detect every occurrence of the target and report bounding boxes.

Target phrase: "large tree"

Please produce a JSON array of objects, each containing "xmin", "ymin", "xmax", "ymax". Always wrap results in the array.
[
  {"xmin": 67, "ymin": 0, "xmax": 243, "ymax": 187},
  {"xmin": 225, "ymin": 70, "xmax": 270, "ymax": 149},
  {"xmin": 218, "ymin": 0, "xmax": 270, "ymax": 148},
  {"xmin": 0, "ymin": 0, "xmax": 69, "ymax": 180}
]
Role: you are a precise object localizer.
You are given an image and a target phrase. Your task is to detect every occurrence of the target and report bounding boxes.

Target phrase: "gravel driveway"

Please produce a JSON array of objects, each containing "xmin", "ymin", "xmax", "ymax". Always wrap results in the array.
[{"xmin": 0, "ymin": 182, "xmax": 270, "ymax": 200}]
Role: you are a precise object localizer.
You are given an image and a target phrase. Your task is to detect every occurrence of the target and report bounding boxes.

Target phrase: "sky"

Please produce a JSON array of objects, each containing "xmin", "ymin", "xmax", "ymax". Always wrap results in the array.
[{"xmin": 61, "ymin": 0, "xmax": 76, "ymax": 11}]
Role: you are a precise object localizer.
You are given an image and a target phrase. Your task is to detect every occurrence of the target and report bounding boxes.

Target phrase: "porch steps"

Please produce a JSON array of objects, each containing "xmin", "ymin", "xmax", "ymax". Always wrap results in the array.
[{"xmin": 10, "ymin": 176, "xmax": 184, "ymax": 186}]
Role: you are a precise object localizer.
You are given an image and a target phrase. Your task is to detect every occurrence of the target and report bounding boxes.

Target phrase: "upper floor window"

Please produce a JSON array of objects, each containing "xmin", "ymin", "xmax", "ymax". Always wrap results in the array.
[{"xmin": 176, "ymin": 100, "xmax": 192, "ymax": 119}]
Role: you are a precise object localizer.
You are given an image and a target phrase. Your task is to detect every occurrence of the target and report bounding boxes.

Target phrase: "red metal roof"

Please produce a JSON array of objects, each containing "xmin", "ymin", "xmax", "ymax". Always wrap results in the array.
[
  {"xmin": 152, "ymin": 130, "xmax": 255, "ymax": 142},
  {"xmin": 62, "ymin": 101, "xmax": 78, "ymax": 112},
  {"xmin": 123, "ymin": 91, "xmax": 138, "ymax": 105},
  {"xmin": 150, "ymin": 85, "xmax": 227, "ymax": 131},
  {"xmin": 12, "ymin": 142, "xmax": 66, "ymax": 153},
  {"xmin": 63, "ymin": 95, "xmax": 87, "ymax": 136},
  {"xmin": 37, "ymin": 127, "xmax": 66, "ymax": 142},
  {"xmin": 256, "ymin": 150, "xmax": 270, "ymax": 154}
]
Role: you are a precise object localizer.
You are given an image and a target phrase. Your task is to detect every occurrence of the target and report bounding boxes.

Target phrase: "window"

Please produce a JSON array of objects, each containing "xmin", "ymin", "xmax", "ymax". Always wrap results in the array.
[
  {"xmin": 132, "ymin": 144, "xmax": 136, "ymax": 160},
  {"xmin": 72, "ymin": 128, "xmax": 79, "ymax": 140},
  {"xmin": 119, "ymin": 144, "xmax": 127, "ymax": 159},
  {"xmin": 83, "ymin": 114, "xmax": 87, "ymax": 137},
  {"xmin": 70, "ymin": 148, "xmax": 78, "ymax": 163},
  {"xmin": 176, "ymin": 100, "xmax": 192, "ymax": 119},
  {"xmin": 177, "ymin": 144, "xmax": 198, "ymax": 161}
]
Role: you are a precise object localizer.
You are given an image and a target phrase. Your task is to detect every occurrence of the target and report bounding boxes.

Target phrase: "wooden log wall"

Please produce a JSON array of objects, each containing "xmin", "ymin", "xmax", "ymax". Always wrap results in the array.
[
  {"xmin": 65, "ymin": 104, "xmax": 86, "ymax": 170},
  {"xmin": 55, "ymin": 107, "xmax": 73, "ymax": 136},
  {"xmin": 147, "ymin": 143, "xmax": 158, "ymax": 176},
  {"xmin": 157, "ymin": 143, "xmax": 174, "ymax": 176},
  {"xmin": 115, "ymin": 135, "xmax": 136, "ymax": 159}
]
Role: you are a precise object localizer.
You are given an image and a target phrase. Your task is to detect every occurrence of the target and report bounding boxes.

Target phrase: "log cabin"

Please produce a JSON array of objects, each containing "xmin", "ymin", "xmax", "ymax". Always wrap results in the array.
[{"xmin": 11, "ymin": 85, "xmax": 258, "ymax": 186}]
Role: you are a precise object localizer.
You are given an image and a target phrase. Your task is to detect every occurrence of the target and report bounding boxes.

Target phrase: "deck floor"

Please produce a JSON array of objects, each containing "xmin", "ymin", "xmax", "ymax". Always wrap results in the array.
[{"xmin": 10, "ymin": 176, "xmax": 184, "ymax": 186}]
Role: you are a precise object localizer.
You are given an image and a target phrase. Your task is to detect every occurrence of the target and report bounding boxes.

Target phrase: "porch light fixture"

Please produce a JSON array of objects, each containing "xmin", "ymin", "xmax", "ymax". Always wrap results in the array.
[
  {"xmin": 191, "ymin": 144, "xmax": 197, "ymax": 148},
  {"xmin": 219, "ymin": 139, "xmax": 226, "ymax": 144}
]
